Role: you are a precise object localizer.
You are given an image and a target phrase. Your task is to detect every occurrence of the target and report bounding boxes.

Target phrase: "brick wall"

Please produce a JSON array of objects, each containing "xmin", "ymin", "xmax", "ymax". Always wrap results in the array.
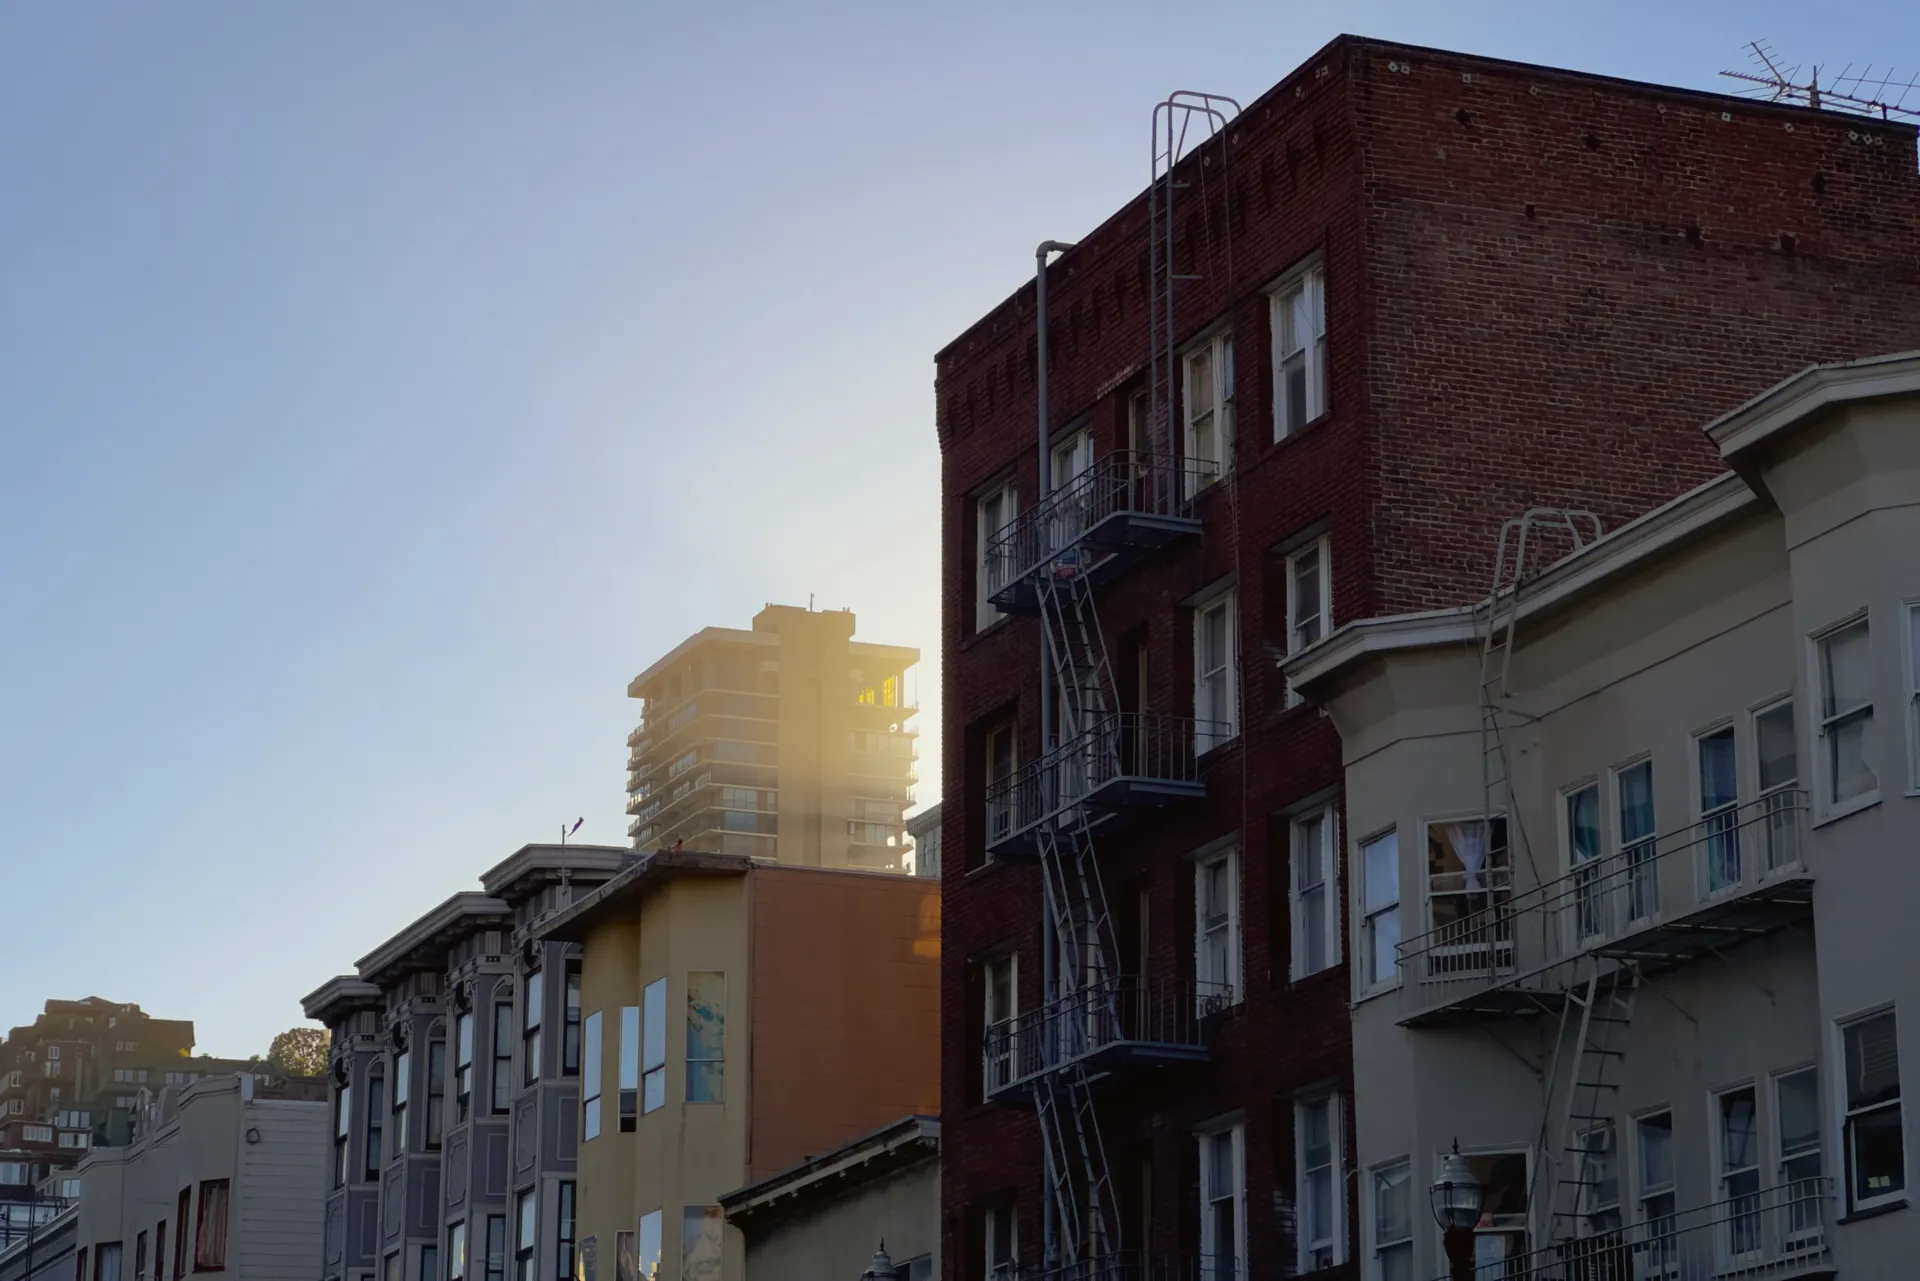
[{"xmin": 936, "ymin": 33, "xmax": 1920, "ymax": 1281}]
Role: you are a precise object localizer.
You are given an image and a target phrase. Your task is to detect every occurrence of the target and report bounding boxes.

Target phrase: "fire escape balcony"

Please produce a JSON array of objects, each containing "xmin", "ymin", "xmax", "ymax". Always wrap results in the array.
[
  {"xmin": 1396, "ymin": 791, "xmax": 1812, "ymax": 1028},
  {"xmin": 981, "ymin": 976, "xmax": 1231, "ymax": 1104},
  {"xmin": 985, "ymin": 453, "xmax": 1206, "ymax": 613},
  {"xmin": 984, "ymin": 713, "xmax": 1218, "ymax": 858},
  {"xmin": 1421, "ymin": 1180, "xmax": 1835, "ymax": 1281},
  {"xmin": 998, "ymin": 1256, "xmax": 1242, "ymax": 1281}
]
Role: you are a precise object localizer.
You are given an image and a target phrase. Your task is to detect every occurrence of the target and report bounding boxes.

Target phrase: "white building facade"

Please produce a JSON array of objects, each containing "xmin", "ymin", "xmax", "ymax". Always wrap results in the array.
[{"xmin": 1290, "ymin": 353, "xmax": 1920, "ymax": 1281}]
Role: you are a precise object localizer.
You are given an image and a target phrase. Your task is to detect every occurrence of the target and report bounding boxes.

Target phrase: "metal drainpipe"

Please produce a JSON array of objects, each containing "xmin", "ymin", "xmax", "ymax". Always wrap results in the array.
[
  {"xmin": 1034, "ymin": 240, "xmax": 1075, "ymax": 758},
  {"xmin": 1032, "ymin": 236, "xmax": 1074, "ymax": 1272}
]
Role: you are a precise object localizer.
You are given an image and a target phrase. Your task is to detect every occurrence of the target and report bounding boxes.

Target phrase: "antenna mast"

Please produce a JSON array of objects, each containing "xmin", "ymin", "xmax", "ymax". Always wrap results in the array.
[{"xmin": 1721, "ymin": 40, "xmax": 1920, "ymax": 120}]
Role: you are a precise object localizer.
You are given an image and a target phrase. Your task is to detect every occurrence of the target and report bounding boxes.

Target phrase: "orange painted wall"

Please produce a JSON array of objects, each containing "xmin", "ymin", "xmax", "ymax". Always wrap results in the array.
[{"xmin": 746, "ymin": 866, "xmax": 940, "ymax": 1180}]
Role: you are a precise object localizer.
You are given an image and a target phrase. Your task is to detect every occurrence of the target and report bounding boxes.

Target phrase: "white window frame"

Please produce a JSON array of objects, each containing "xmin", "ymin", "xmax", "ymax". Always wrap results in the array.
[
  {"xmin": 1290, "ymin": 805, "xmax": 1340, "ymax": 980},
  {"xmin": 1695, "ymin": 722, "xmax": 1742, "ymax": 896},
  {"xmin": 1772, "ymin": 1065, "xmax": 1824, "ymax": 1249},
  {"xmin": 1368, "ymin": 1157, "xmax": 1413, "ymax": 1281},
  {"xmin": 1296, "ymin": 1093, "xmax": 1347, "ymax": 1272},
  {"xmin": 1633, "ymin": 1107, "xmax": 1676, "ymax": 1268},
  {"xmin": 982, "ymin": 953, "xmax": 1017, "ymax": 1095},
  {"xmin": 1182, "ymin": 332, "xmax": 1235, "ymax": 496},
  {"xmin": 1357, "ymin": 828, "xmax": 1402, "ymax": 996},
  {"xmin": 1575, "ymin": 1122, "xmax": 1621, "ymax": 1236},
  {"xmin": 1193, "ymin": 845, "xmax": 1242, "ymax": 1005},
  {"xmin": 1193, "ymin": 589, "xmax": 1238, "ymax": 752},
  {"xmin": 975, "ymin": 482, "xmax": 1018, "ymax": 633},
  {"xmin": 1752, "ymin": 697, "xmax": 1802, "ymax": 874},
  {"xmin": 1269, "ymin": 260, "xmax": 1328, "ymax": 440},
  {"xmin": 1812, "ymin": 613, "xmax": 1877, "ymax": 816},
  {"xmin": 1049, "ymin": 426, "xmax": 1093, "ymax": 493},
  {"xmin": 1197, "ymin": 1119, "xmax": 1247, "ymax": 1276},
  {"xmin": 1421, "ymin": 815, "xmax": 1513, "ymax": 976},
  {"xmin": 1837, "ymin": 1007, "xmax": 1906, "ymax": 1214},
  {"xmin": 1712, "ymin": 1082, "xmax": 1763, "ymax": 1260},
  {"xmin": 984, "ymin": 1202, "xmax": 1017, "ymax": 1279},
  {"xmin": 1283, "ymin": 537, "xmax": 1332, "ymax": 707}
]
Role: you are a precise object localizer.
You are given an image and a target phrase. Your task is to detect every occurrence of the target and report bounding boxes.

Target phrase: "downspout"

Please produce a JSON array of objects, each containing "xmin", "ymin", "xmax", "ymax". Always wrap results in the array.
[
  {"xmin": 1034, "ymin": 237, "xmax": 1073, "ymax": 1271},
  {"xmin": 1035, "ymin": 240, "xmax": 1075, "ymax": 760}
]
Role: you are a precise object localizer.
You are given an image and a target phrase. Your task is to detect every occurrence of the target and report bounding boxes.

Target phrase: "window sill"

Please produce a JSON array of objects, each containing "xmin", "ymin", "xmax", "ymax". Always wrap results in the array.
[
  {"xmin": 1284, "ymin": 965, "xmax": 1348, "ymax": 995},
  {"xmin": 1270, "ymin": 410, "xmax": 1333, "ymax": 452},
  {"xmin": 1197, "ymin": 736, "xmax": 1243, "ymax": 763},
  {"xmin": 1812, "ymin": 793, "xmax": 1881, "ymax": 828},
  {"xmin": 1350, "ymin": 982, "xmax": 1401, "ymax": 1011},
  {"xmin": 1836, "ymin": 1196, "xmax": 1908, "ymax": 1224}
]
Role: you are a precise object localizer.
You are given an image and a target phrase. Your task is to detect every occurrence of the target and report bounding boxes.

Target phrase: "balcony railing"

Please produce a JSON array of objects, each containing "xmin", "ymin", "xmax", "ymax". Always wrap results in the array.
[
  {"xmin": 985, "ymin": 713, "xmax": 1219, "ymax": 855},
  {"xmin": 996, "ymin": 1257, "xmax": 1240, "ymax": 1281},
  {"xmin": 984, "ymin": 453, "xmax": 1210, "ymax": 609},
  {"xmin": 1396, "ymin": 791, "xmax": 1810, "ymax": 1024},
  {"xmin": 982, "ymin": 976, "xmax": 1230, "ymax": 1099},
  {"xmin": 1427, "ymin": 1181, "xmax": 1832, "ymax": 1281}
]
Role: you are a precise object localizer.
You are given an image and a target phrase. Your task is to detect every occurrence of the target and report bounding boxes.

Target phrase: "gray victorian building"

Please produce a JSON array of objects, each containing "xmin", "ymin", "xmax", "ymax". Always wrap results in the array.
[{"xmin": 304, "ymin": 844, "xmax": 630, "ymax": 1281}]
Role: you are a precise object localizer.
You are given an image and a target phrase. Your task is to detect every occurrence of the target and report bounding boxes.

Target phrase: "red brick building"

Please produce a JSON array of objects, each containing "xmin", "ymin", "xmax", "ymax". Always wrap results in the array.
[{"xmin": 935, "ymin": 35, "xmax": 1920, "ymax": 1281}]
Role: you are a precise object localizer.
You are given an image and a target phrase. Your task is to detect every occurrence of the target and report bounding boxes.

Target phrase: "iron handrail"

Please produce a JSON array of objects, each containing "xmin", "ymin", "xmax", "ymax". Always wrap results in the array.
[
  {"xmin": 1396, "ymin": 791, "xmax": 1808, "ymax": 1001},
  {"xmin": 985, "ymin": 712, "xmax": 1222, "ymax": 846},
  {"xmin": 982, "ymin": 976, "xmax": 1231, "ymax": 1094},
  {"xmin": 984, "ymin": 452, "xmax": 1210, "ymax": 599},
  {"xmin": 1423, "ymin": 1179, "xmax": 1832, "ymax": 1281}
]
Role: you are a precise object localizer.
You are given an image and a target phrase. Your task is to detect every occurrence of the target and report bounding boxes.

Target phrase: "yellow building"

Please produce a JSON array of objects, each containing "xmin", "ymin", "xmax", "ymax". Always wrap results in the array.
[
  {"xmin": 624, "ymin": 605, "xmax": 918, "ymax": 871},
  {"xmin": 534, "ymin": 847, "xmax": 940, "ymax": 1281}
]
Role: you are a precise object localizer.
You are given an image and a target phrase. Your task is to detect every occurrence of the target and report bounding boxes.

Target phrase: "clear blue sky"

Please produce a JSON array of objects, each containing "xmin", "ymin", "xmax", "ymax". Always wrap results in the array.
[{"xmin": 2, "ymin": 2, "xmax": 1911, "ymax": 1056}]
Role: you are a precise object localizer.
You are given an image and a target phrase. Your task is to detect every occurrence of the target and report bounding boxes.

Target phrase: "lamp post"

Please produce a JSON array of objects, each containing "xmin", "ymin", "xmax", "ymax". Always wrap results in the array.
[{"xmin": 1430, "ymin": 1144, "xmax": 1484, "ymax": 1281}]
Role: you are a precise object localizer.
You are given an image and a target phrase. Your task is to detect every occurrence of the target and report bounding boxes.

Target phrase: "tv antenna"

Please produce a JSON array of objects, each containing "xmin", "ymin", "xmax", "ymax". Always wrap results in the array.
[{"xmin": 1721, "ymin": 40, "xmax": 1920, "ymax": 120}]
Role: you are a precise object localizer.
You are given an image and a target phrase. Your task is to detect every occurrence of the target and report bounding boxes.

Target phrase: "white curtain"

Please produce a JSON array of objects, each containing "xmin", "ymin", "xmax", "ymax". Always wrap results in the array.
[{"xmin": 1446, "ymin": 822, "xmax": 1488, "ymax": 893}]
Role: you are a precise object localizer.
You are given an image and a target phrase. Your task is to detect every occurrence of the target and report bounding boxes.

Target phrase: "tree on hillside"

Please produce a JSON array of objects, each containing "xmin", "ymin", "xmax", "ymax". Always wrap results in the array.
[{"xmin": 267, "ymin": 1026, "xmax": 328, "ymax": 1078}]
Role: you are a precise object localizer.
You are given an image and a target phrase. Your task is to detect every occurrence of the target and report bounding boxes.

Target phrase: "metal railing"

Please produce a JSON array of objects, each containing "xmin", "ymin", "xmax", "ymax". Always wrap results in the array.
[
  {"xmin": 993, "ymin": 1254, "xmax": 1240, "ymax": 1281},
  {"xmin": 983, "ymin": 977, "xmax": 1231, "ymax": 1094},
  {"xmin": 984, "ymin": 453, "xmax": 1209, "ymax": 599},
  {"xmin": 1397, "ymin": 792, "xmax": 1808, "ymax": 1017},
  {"xmin": 985, "ymin": 713, "xmax": 1220, "ymax": 847},
  {"xmin": 1426, "ymin": 1181, "xmax": 1832, "ymax": 1281}
]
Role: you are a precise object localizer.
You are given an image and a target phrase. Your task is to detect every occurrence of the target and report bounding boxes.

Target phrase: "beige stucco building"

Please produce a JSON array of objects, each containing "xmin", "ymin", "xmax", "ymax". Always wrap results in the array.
[
  {"xmin": 1289, "ymin": 352, "xmax": 1920, "ymax": 1281},
  {"xmin": 535, "ymin": 849, "xmax": 940, "ymax": 1281}
]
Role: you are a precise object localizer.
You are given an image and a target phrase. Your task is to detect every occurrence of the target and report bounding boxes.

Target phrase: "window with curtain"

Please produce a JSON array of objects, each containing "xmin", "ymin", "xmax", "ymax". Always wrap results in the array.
[
  {"xmin": 1637, "ymin": 1111, "xmax": 1676, "ymax": 1271},
  {"xmin": 95, "ymin": 1244, "xmax": 122, "ymax": 1281},
  {"xmin": 1424, "ymin": 818, "xmax": 1511, "ymax": 976},
  {"xmin": 1282, "ymin": 539, "xmax": 1331, "ymax": 707},
  {"xmin": 193, "ymin": 1180, "xmax": 229, "ymax": 1270}
]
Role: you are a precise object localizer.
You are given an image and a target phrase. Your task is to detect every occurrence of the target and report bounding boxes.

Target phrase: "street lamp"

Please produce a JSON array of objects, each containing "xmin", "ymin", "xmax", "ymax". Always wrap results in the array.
[{"xmin": 1430, "ymin": 1143, "xmax": 1484, "ymax": 1281}]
